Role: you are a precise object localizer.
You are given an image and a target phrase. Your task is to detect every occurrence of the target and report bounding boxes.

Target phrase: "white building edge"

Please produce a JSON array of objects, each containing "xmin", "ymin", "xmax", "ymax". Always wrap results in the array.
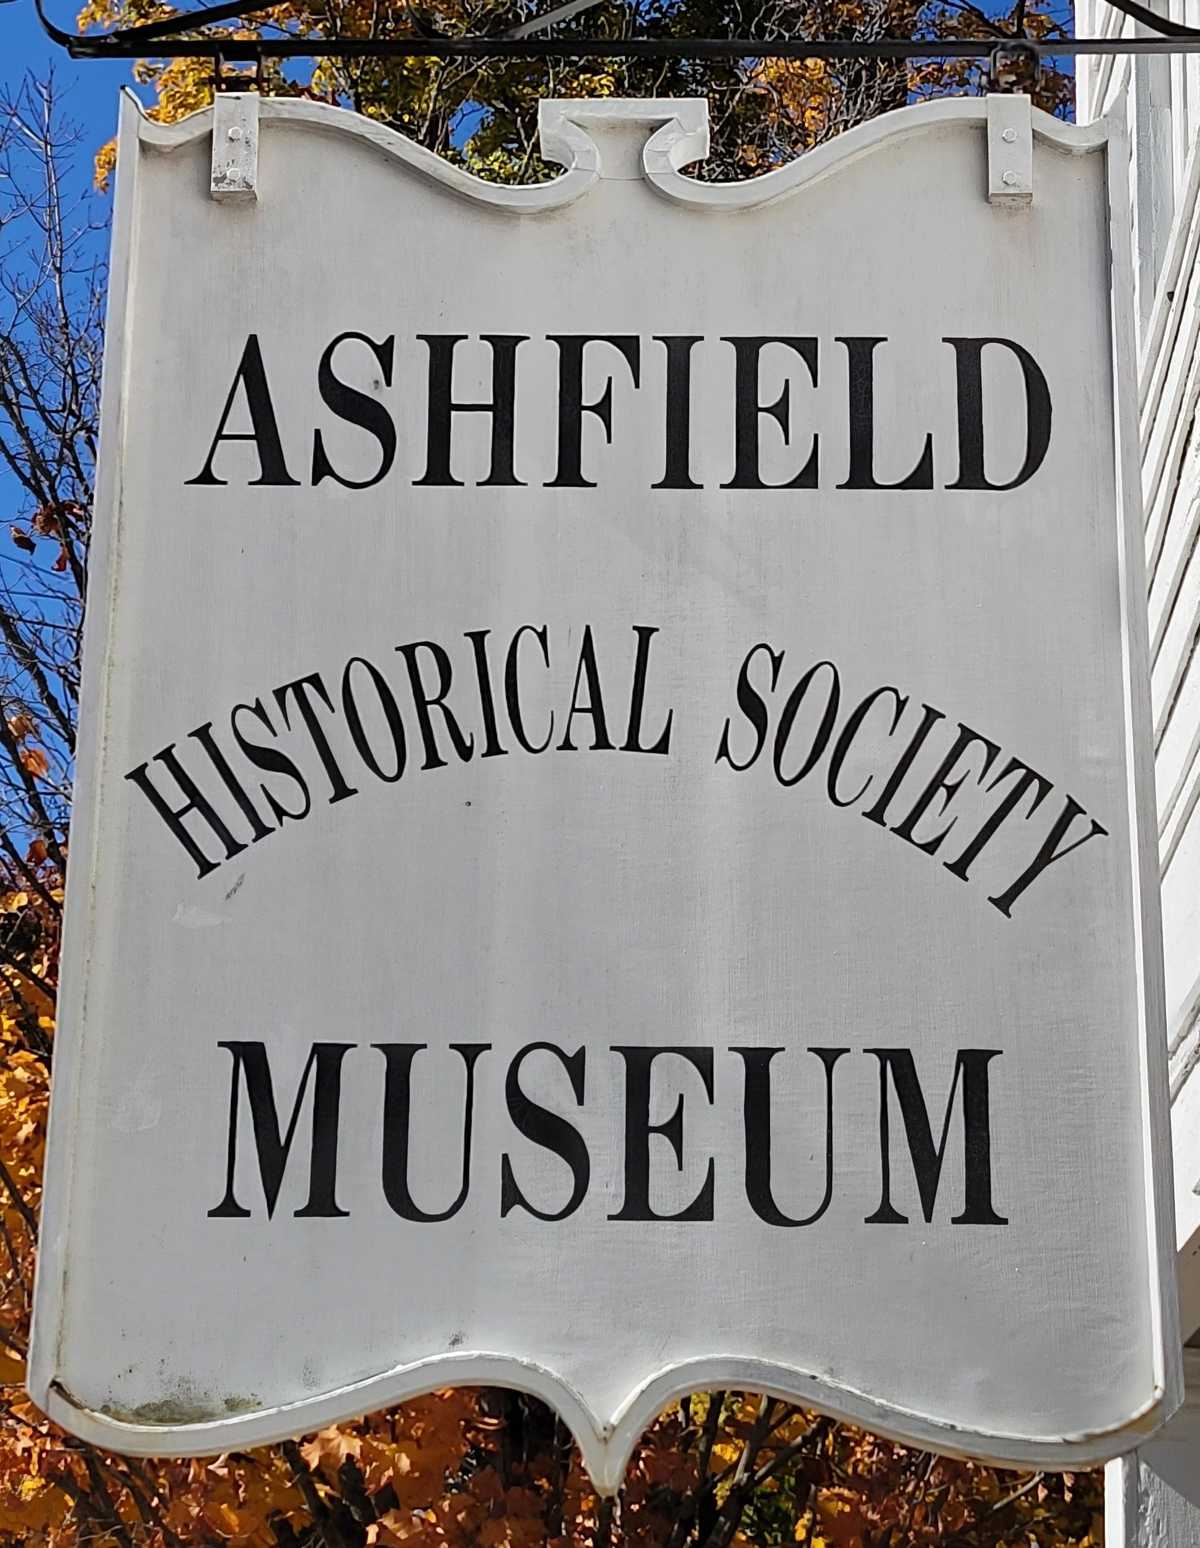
[{"xmin": 1078, "ymin": 9, "xmax": 1200, "ymax": 1533}]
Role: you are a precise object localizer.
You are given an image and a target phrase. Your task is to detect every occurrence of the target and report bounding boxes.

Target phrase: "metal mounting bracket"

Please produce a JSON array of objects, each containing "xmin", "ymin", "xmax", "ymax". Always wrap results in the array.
[
  {"xmin": 986, "ymin": 93, "xmax": 1033, "ymax": 207},
  {"xmin": 28, "ymin": 0, "xmax": 1200, "ymax": 65},
  {"xmin": 211, "ymin": 91, "xmax": 259, "ymax": 202}
]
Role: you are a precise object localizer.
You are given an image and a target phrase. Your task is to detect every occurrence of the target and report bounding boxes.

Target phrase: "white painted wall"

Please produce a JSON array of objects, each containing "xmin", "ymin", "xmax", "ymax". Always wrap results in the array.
[
  {"xmin": 1080, "ymin": 7, "xmax": 1200, "ymax": 1339},
  {"xmin": 1081, "ymin": 20, "xmax": 1200, "ymax": 1541},
  {"xmin": 1106, "ymin": 1351, "xmax": 1200, "ymax": 1547}
]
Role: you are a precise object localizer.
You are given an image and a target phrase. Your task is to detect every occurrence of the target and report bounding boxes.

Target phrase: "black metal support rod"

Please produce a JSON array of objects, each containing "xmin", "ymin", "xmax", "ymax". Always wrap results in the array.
[
  {"xmin": 59, "ymin": 31, "xmax": 1200, "ymax": 56},
  {"xmin": 105, "ymin": 0, "xmax": 277, "ymax": 41}
]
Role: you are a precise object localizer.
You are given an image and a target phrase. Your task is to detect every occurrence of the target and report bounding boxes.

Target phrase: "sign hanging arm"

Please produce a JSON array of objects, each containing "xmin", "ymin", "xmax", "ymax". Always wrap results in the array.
[{"xmin": 30, "ymin": 0, "xmax": 1200, "ymax": 61}]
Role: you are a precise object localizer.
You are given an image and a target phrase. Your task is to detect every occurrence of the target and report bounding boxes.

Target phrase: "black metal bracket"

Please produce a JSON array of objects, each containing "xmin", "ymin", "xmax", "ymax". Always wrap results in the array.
[
  {"xmin": 988, "ymin": 40, "xmax": 1041, "ymax": 91},
  {"xmin": 32, "ymin": 0, "xmax": 1200, "ymax": 66}
]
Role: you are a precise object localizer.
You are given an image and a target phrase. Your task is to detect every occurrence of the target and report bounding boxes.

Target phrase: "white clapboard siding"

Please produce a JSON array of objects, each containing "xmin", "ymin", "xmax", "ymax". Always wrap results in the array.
[
  {"xmin": 1105, "ymin": 1349, "xmax": 1200, "ymax": 1548},
  {"xmin": 1081, "ymin": 9, "xmax": 1200, "ymax": 1333}
]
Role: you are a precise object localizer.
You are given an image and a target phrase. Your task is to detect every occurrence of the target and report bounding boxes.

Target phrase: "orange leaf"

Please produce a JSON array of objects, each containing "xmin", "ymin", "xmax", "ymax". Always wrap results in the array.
[{"xmin": 18, "ymin": 747, "xmax": 49, "ymax": 779}]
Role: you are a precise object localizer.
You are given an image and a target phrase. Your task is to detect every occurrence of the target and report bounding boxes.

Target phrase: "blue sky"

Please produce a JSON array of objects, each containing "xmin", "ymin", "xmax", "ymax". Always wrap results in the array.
[
  {"xmin": 4, "ymin": 0, "xmax": 139, "ymax": 160},
  {"xmin": 1, "ymin": 0, "xmax": 125, "ymax": 717}
]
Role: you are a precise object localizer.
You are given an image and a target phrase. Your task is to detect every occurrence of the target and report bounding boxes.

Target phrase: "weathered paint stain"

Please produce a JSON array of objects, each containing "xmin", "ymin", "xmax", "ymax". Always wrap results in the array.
[{"xmin": 99, "ymin": 1391, "xmax": 261, "ymax": 1426}]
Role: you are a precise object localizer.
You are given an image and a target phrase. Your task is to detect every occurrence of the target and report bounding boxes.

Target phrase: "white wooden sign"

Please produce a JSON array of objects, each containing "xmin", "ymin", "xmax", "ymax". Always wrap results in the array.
[{"xmin": 29, "ymin": 90, "xmax": 1182, "ymax": 1485}]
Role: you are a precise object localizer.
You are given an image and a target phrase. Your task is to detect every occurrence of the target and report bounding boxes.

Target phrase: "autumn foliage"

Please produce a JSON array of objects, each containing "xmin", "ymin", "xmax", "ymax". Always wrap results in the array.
[
  {"xmin": 79, "ymin": 0, "xmax": 1073, "ymax": 183},
  {"xmin": 0, "ymin": 23, "xmax": 1104, "ymax": 1548}
]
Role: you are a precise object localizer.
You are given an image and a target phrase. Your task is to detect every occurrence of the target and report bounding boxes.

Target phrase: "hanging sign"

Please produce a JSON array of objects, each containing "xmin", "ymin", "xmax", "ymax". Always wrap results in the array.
[{"xmin": 30, "ymin": 91, "xmax": 1182, "ymax": 1484}]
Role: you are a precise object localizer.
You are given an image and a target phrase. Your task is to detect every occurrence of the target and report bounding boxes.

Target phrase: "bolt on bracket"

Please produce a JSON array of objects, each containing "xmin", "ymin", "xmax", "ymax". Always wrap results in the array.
[
  {"xmin": 211, "ymin": 91, "xmax": 259, "ymax": 203},
  {"xmin": 986, "ymin": 92, "xmax": 1033, "ymax": 207}
]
